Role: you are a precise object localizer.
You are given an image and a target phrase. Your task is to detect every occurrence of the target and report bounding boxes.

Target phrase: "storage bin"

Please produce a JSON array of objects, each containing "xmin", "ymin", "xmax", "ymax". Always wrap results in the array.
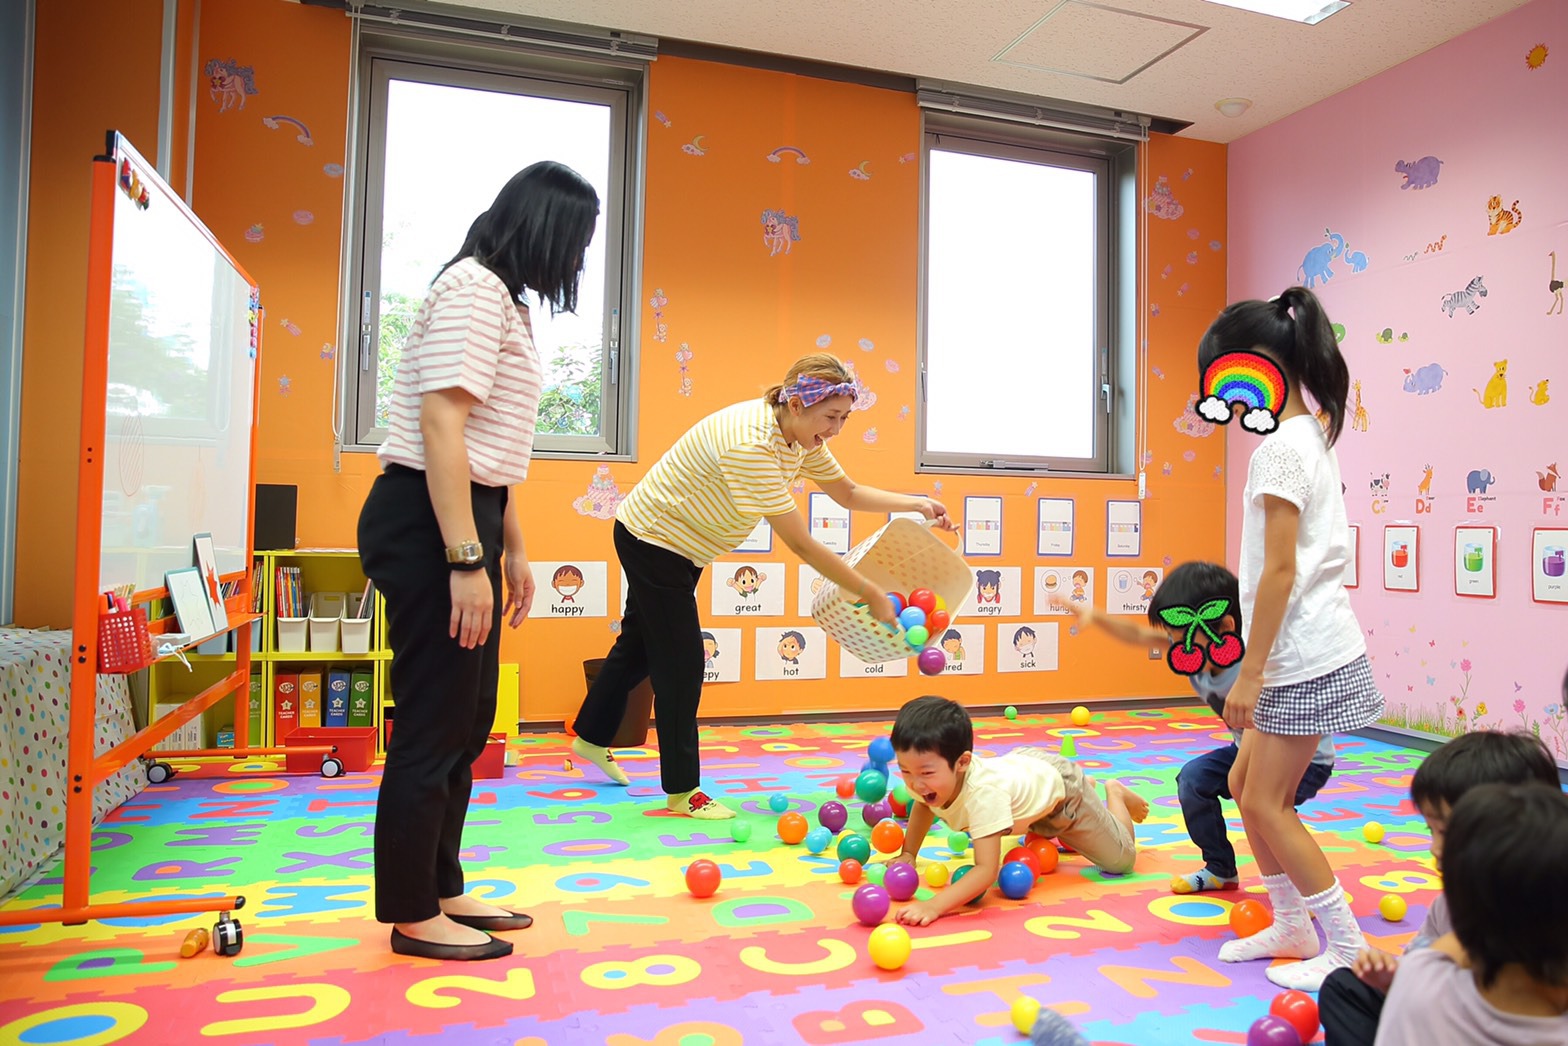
[
  {"xmin": 308, "ymin": 614, "xmax": 340, "ymax": 653},
  {"xmin": 283, "ymin": 727, "xmax": 377, "ymax": 774},
  {"xmin": 473, "ymin": 732, "xmax": 507, "ymax": 779},
  {"xmin": 277, "ymin": 616, "xmax": 308, "ymax": 653},
  {"xmin": 340, "ymin": 615, "xmax": 372, "ymax": 655}
]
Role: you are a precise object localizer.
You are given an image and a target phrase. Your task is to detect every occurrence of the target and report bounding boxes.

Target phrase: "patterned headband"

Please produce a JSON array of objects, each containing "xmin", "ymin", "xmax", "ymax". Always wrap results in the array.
[{"xmin": 784, "ymin": 375, "xmax": 860, "ymax": 408}]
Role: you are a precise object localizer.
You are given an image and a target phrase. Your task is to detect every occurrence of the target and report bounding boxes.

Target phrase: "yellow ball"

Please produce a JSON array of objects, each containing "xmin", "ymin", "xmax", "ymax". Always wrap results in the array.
[
  {"xmin": 1011, "ymin": 995, "xmax": 1042, "ymax": 1035},
  {"xmin": 935, "ymin": 595, "xmax": 948, "ymax": 612},
  {"xmin": 924, "ymin": 863, "xmax": 950, "ymax": 888},
  {"xmin": 868, "ymin": 922, "xmax": 912, "ymax": 970},
  {"xmin": 1070, "ymin": 705, "xmax": 1091, "ymax": 726},
  {"xmin": 1363, "ymin": 821, "xmax": 1385, "ymax": 844},
  {"xmin": 1379, "ymin": 894, "xmax": 1407, "ymax": 921}
]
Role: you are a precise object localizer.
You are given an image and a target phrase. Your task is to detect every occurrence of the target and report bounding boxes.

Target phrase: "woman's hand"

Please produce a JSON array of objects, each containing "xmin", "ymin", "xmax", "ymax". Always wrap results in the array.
[
  {"xmin": 503, "ymin": 555, "xmax": 535, "ymax": 628},
  {"xmin": 1223, "ymin": 672, "xmax": 1261, "ymax": 730},
  {"xmin": 860, "ymin": 586, "xmax": 897, "ymax": 626},
  {"xmin": 917, "ymin": 497, "xmax": 957, "ymax": 531},
  {"xmin": 449, "ymin": 569, "xmax": 493, "ymax": 649}
]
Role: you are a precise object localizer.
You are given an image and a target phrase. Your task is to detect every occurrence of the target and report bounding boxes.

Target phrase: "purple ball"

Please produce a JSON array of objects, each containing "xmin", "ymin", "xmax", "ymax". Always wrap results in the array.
[
  {"xmin": 917, "ymin": 646, "xmax": 947, "ymax": 676},
  {"xmin": 883, "ymin": 860, "xmax": 920, "ymax": 901},
  {"xmin": 851, "ymin": 883, "xmax": 890, "ymax": 926},
  {"xmin": 818, "ymin": 800, "xmax": 848, "ymax": 834},
  {"xmin": 1247, "ymin": 1016, "xmax": 1303, "ymax": 1046},
  {"xmin": 862, "ymin": 799, "xmax": 892, "ymax": 826}
]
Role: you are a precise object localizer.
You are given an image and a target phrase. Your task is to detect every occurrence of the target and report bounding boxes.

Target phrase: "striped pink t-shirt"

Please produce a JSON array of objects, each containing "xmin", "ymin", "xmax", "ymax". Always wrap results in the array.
[{"xmin": 377, "ymin": 258, "xmax": 542, "ymax": 487}]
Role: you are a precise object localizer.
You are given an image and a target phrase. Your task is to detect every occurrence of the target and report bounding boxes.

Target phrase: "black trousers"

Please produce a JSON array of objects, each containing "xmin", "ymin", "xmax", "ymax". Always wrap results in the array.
[
  {"xmin": 1319, "ymin": 966, "xmax": 1385, "ymax": 1046},
  {"xmin": 358, "ymin": 464, "xmax": 505, "ymax": 924},
  {"xmin": 573, "ymin": 521, "xmax": 706, "ymax": 794}
]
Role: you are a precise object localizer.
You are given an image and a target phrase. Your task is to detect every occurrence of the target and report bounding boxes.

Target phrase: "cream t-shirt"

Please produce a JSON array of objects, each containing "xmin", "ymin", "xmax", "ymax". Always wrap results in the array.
[{"xmin": 927, "ymin": 751, "xmax": 1066, "ymax": 838}]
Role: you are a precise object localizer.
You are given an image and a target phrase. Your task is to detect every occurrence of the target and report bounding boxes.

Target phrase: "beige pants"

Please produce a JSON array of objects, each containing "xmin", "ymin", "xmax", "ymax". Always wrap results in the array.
[{"xmin": 1018, "ymin": 747, "xmax": 1136, "ymax": 875}]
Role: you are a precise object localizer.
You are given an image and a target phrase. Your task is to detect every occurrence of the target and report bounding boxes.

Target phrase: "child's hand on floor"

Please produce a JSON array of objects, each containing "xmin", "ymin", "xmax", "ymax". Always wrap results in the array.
[
  {"xmin": 895, "ymin": 900, "xmax": 944, "ymax": 927},
  {"xmin": 1351, "ymin": 946, "xmax": 1400, "ymax": 991}
]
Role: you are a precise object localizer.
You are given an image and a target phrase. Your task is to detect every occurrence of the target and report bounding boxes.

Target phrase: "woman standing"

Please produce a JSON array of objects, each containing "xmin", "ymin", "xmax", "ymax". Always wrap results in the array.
[
  {"xmin": 570, "ymin": 354, "xmax": 956, "ymax": 818},
  {"xmin": 359, "ymin": 161, "xmax": 599, "ymax": 961}
]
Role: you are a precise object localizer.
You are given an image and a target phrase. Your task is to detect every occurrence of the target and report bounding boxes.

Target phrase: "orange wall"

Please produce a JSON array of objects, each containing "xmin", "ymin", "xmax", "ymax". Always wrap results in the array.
[{"xmin": 20, "ymin": 1, "xmax": 1231, "ymax": 723}]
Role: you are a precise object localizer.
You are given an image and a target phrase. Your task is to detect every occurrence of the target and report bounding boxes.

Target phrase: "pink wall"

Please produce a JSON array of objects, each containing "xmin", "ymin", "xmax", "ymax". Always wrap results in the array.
[{"xmin": 1227, "ymin": 0, "xmax": 1567, "ymax": 755}]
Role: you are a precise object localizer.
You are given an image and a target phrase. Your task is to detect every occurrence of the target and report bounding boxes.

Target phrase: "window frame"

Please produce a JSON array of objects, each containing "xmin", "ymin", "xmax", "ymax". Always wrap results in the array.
[{"xmin": 339, "ymin": 34, "xmax": 646, "ymax": 459}]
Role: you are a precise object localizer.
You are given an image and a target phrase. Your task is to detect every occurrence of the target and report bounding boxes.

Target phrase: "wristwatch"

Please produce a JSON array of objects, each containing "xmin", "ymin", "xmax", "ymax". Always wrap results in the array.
[{"xmin": 445, "ymin": 540, "xmax": 485, "ymax": 570}]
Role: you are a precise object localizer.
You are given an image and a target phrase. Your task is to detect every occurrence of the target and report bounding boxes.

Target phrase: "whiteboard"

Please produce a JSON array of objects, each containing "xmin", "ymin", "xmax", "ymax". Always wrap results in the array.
[{"xmin": 97, "ymin": 133, "xmax": 258, "ymax": 594}]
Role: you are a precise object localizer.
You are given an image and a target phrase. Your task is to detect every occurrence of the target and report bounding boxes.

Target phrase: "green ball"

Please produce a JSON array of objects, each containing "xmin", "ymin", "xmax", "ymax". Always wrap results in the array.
[
  {"xmin": 836, "ymin": 832, "xmax": 872, "ymax": 865},
  {"xmin": 730, "ymin": 821, "xmax": 752, "ymax": 842},
  {"xmin": 854, "ymin": 769, "xmax": 888, "ymax": 803},
  {"xmin": 864, "ymin": 862, "xmax": 886, "ymax": 885},
  {"xmin": 951, "ymin": 863, "xmax": 985, "ymax": 904},
  {"xmin": 1005, "ymin": 705, "xmax": 1018, "ymax": 720},
  {"xmin": 892, "ymin": 782, "xmax": 910, "ymax": 806},
  {"xmin": 904, "ymin": 625, "xmax": 929, "ymax": 649},
  {"xmin": 947, "ymin": 831, "xmax": 970, "ymax": 854}
]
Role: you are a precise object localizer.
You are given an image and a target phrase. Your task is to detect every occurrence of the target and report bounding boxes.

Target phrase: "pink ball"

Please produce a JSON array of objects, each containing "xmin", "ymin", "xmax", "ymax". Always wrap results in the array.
[
  {"xmin": 883, "ymin": 860, "xmax": 920, "ymax": 901},
  {"xmin": 851, "ymin": 883, "xmax": 890, "ymax": 926},
  {"xmin": 917, "ymin": 647, "xmax": 946, "ymax": 676},
  {"xmin": 818, "ymin": 800, "xmax": 848, "ymax": 833},
  {"xmin": 1246, "ymin": 1015, "xmax": 1303, "ymax": 1046}
]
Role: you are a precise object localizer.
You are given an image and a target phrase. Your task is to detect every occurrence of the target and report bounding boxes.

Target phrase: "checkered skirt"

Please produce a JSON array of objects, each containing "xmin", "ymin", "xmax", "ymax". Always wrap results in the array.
[{"xmin": 1255, "ymin": 654, "xmax": 1384, "ymax": 735}]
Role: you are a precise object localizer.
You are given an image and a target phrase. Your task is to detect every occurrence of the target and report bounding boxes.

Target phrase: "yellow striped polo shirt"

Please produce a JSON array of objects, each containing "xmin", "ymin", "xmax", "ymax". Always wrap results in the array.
[{"xmin": 616, "ymin": 400, "xmax": 846, "ymax": 565}]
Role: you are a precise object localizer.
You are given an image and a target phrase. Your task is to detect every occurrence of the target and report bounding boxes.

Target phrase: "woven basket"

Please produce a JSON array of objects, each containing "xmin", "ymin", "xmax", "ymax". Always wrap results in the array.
[{"xmin": 810, "ymin": 518, "xmax": 973, "ymax": 663}]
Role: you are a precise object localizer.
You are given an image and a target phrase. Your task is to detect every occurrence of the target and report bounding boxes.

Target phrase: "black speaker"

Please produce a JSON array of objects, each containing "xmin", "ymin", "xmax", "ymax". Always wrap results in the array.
[{"xmin": 253, "ymin": 484, "xmax": 298, "ymax": 551}]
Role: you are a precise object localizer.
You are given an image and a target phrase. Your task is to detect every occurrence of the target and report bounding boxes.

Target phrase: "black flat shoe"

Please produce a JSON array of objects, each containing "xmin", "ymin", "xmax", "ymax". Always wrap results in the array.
[
  {"xmin": 390, "ymin": 927, "xmax": 513, "ymax": 960},
  {"xmin": 446, "ymin": 910, "xmax": 534, "ymax": 932}
]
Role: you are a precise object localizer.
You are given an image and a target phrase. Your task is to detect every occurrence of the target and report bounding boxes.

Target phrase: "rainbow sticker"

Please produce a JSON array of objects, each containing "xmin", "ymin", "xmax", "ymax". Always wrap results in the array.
[{"xmin": 1197, "ymin": 351, "xmax": 1288, "ymax": 434}]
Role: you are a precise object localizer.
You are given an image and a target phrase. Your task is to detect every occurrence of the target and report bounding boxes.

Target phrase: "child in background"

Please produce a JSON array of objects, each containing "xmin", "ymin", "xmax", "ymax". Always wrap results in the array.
[
  {"xmin": 1058, "ymin": 561, "xmax": 1335, "ymax": 896},
  {"xmin": 1197, "ymin": 286, "xmax": 1384, "ymax": 991},
  {"xmin": 887, "ymin": 695, "xmax": 1148, "ymax": 926},
  {"xmin": 1374, "ymin": 781, "xmax": 1568, "ymax": 1046},
  {"xmin": 1320, "ymin": 728, "xmax": 1560, "ymax": 1045}
]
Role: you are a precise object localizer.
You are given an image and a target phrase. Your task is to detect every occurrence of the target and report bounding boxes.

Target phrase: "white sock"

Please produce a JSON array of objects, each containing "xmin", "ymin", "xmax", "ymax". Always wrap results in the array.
[
  {"xmin": 1266, "ymin": 880, "xmax": 1364, "ymax": 991},
  {"xmin": 571, "ymin": 737, "xmax": 629, "ymax": 785},
  {"xmin": 667, "ymin": 788, "xmax": 735, "ymax": 820},
  {"xmin": 1218, "ymin": 872, "xmax": 1320, "ymax": 962}
]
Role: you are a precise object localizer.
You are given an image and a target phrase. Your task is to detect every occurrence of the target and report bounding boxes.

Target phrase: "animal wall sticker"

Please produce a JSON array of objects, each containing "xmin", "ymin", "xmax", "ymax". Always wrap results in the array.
[
  {"xmin": 1417, "ymin": 464, "xmax": 1434, "ymax": 498},
  {"xmin": 1402, "ymin": 365, "xmax": 1447, "ymax": 395},
  {"xmin": 1395, "ymin": 155, "xmax": 1443, "ymax": 190},
  {"xmin": 1441, "ymin": 276, "xmax": 1487, "ymax": 317},
  {"xmin": 1486, "ymin": 196, "xmax": 1523, "ymax": 236},
  {"xmin": 1530, "ymin": 380, "xmax": 1550, "ymax": 406},
  {"xmin": 1540, "ymin": 463, "xmax": 1562, "ymax": 493},
  {"xmin": 1549, "ymin": 252, "xmax": 1564, "ymax": 316},
  {"xmin": 1350, "ymin": 379, "xmax": 1370, "ymax": 431},
  {"xmin": 1466, "ymin": 469, "xmax": 1496, "ymax": 495},
  {"xmin": 1473, "ymin": 360, "xmax": 1508, "ymax": 409},
  {"xmin": 1298, "ymin": 228, "xmax": 1343, "ymax": 289}
]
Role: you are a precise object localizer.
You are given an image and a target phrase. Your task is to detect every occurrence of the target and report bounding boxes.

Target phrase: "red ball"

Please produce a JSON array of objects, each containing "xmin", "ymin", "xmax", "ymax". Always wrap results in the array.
[
  {"xmin": 908, "ymin": 588, "xmax": 937, "ymax": 615},
  {"xmin": 1269, "ymin": 989, "xmax": 1319, "ymax": 1042},
  {"xmin": 926, "ymin": 609, "xmax": 950, "ymax": 634},
  {"xmin": 1024, "ymin": 836, "xmax": 1059, "ymax": 874},
  {"xmin": 1229, "ymin": 898, "xmax": 1273, "ymax": 938},
  {"xmin": 835, "ymin": 776, "xmax": 856, "ymax": 799},
  {"xmin": 1003, "ymin": 846, "xmax": 1042, "ymax": 878},
  {"xmin": 888, "ymin": 792, "xmax": 909, "ymax": 818},
  {"xmin": 685, "ymin": 859, "xmax": 722, "ymax": 898},
  {"xmin": 839, "ymin": 859, "xmax": 863, "ymax": 884}
]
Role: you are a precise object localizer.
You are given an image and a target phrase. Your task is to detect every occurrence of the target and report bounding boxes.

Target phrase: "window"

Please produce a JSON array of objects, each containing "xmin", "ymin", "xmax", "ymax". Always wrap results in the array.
[
  {"xmin": 917, "ymin": 106, "xmax": 1140, "ymax": 475},
  {"xmin": 342, "ymin": 34, "xmax": 646, "ymax": 456}
]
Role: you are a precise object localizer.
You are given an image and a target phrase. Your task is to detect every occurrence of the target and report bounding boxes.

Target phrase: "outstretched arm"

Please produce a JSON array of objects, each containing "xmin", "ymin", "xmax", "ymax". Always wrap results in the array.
[
  {"xmin": 1052, "ymin": 597, "xmax": 1168, "ymax": 647},
  {"xmin": 816, "ymin": 479, "xmax": 957, "ymax": 530},
  {"xmin": 768, "ymin": 510, "xmax": 896, "ymax": 624}
]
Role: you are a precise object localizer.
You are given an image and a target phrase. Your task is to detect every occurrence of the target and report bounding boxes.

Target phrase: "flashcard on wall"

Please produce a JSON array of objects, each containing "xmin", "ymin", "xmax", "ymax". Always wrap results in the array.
[
  {"xmin": 888, "ymin": 509, "xmax": 925, "ymax": 524},
  {"xmin": 809, "ymin": 492, "xmax": 852, "ymax": 553},
  {"xmin": 1106, "ymin": 501, "xmax": 1142, "ymax": 557},
  {"xmin": 935, "ymin": 623, "xmax": 985, "ymax": 675},
  {"xmin": 1453, "ymin": 526, "xmax": 1497, "ymax": 599},
  {"xmin": 700, "ymin": 627, "xmax": 742, "ymax": 684},
  {"xmin": 711, "ymin": 562, "xmax": 785, "ymax": 616},
  {"xmin": 736, "ymin": 518, "xmax": 772, "ymax": 553},
  {"xmin": 755, "ymin": 626, "xmax": 827, "ymax": 680},
  {"xmin": 797, "ymin": 563, "xmax": 832, "ymax": 616},
  {"xmin": 1383, "ymin": 525, "xmax": 1420, "ymax": 592},
  {"xmin": 996, "ymin": 622, "xmax": 1059, "ymax": 673},
  {"xmin": 838, "ymin": 646, "xmax": 910, "ymax": 679},
  {"xmin": 963, "ymin": 496, "xmax": 1004, "ymax": 556},
  {"xmin": 528, "ymin": 561, "xmax": 609, "ymax": 618},
  {"xmin": 1037, "ymin": 498, "xmax": 1075, "ymax": 556},
  {"xmin": 957, "ymin": 565, "xmax": 1021, "ymax": 618},
  {"xmin": 1034, "ymin": 566, "xmax": 1094, "ymax": 615},
  {"xmin": 1346, "ymin": 524, "xmax": 1360, "ymax": 589},
  {"xmin": 1532, "ymin": 528, "xmax": 1568, "ymax": 604},
  {"xmin": 1105, "ymin": 566, "xmax": 1163, "ymax": 616}
]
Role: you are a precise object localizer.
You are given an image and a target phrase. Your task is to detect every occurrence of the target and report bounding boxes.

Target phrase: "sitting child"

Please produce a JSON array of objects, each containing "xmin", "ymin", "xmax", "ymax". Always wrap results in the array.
[
  {"xmin": 1058, "ymin": 561, "xmax": 1335, "ymax": 894},
  {"xmin": 1374, "ymin": 781, "xmax": 1568, "ymax": 1045},
  {"xmin": 887, "ymin": 695, "xmax": 1148, "ymax": 926},
  {"xmin": 1321, "ymin": 726, "xmax": 1560, "ymax": 1045}
]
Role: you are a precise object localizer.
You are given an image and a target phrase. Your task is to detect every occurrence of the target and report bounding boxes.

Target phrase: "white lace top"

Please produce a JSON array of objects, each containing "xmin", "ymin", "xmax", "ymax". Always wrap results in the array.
[{"xmin": 1238, "ymin": 415, "xmax": 1366, "ymax": 687}]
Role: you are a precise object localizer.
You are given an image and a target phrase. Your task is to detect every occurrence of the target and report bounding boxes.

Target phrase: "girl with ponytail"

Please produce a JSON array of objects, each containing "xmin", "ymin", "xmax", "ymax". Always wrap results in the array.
[{"xmin": 1196, "ymin": 286, "xmax": 1382, "ymax": 992}]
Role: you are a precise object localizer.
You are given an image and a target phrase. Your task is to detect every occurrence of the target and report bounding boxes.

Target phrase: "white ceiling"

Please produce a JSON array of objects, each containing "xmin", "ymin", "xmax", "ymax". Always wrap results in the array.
[{"xmin": 436, "ymin": 0, "xmax": 1533, "ymax": 142}]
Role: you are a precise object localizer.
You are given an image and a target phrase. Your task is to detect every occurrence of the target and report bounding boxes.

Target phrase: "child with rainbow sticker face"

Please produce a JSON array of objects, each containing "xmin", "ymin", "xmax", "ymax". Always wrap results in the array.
[{"xmin": 1197, "ymin": 349, "xmax": 1290, "ymax": 434}]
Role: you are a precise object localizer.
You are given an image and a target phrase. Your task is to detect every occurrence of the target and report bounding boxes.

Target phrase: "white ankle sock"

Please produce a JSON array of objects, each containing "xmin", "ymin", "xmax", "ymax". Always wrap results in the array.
[
  {"xmin": 1218, "ymin": 872, "xmax": 1320, "ymax": 962},
  {"xmin": 1266, "ymin": 880, "xmax": 1364, "ymax": 991},
  {"xmin": 571, "ymin": 737, "xmax": 629, "ymax": 785}
]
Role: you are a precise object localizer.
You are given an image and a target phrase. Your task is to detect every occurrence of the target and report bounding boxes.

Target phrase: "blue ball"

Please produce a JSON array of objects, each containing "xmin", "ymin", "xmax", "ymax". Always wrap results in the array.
[
  {"xmin": 861, "ymin": 758, "xmax": 888, "ymax": 774},
  {"xmin": 998, "ymin": 861, "xmax": 1035, "ymax": 900},
  {"xmin": 804, "ymin": 825, "xmax": 833, "ymax": 854},
  {"xmin": 768, "ymin": 794, "xmax": 790, "ymax": 813},
  {"xmin": 887, "ymin": 592, "xmax": 905, "ymax": 616},
  {"xmin": 898, "ymin": 606, "xmax": 927, "ymax": 630},
  {"xmin": 868, "ymin": 736, "xmax": 894, "ymax": 764}
]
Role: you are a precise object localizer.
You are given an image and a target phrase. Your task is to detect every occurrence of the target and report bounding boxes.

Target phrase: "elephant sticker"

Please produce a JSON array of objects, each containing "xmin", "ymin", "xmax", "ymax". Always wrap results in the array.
[
  {"xmin": 1298, "ymin": 228, "xmax": 1345, "ymax": 289},
  {"xmin": 1466, "ymin": 469, "xmax": 1496, "ymax": 495}
]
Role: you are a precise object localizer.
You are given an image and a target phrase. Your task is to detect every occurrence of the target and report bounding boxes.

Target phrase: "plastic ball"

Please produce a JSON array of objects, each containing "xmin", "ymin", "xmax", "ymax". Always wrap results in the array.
[
  {"xmin": 934, "ymin": 594, "xmax": 947, "ymax": 612},
  {"xmin": 868, "ymin": 736, "xmax": 894, "ymax": 764},
  {"xmin": 1003, "ymin": 846, "xmax": 1042, "ymax": 879},
  {"xmin": 886, "ymin": 592, "xmax": 905, "ymax": 616},
  {"xmin": 1363, "ymin": 821, "xmax": 1386, "ymax": 844},
  {"xmin": 917, "ymin": 647, "xmax": 947, "ymax": 676},
  {"xmin": 951, "ymin": 862, "xmax": 984, "ymax": 902},
  {"xmin": 805, "ymin": 825, "xmax": 833, "ymax": 853},
  {"xmin": 997, "ymin": 861, "xmax": 1035, "ymax": 899},
  {"xmin": 1268, "ymin": 989, "xmax": 1320, "ymax": 1043},
  {"xmin": 1005, "ymin": 705, "xmax": 1018, "ymax": 720},
  {"xmin": 863, "ymin": 799, "xmax": 892, "ymax": 826},
  {"xmin": 864, "ymin": 862, "xmax": 886, "ymax": 885},
  {"xmin": 888, "ymin": 791, "xmax": 909, "ymax": 818},
  {"xmin": 835, "ymin": 776, "xmax": 856, "ymax": 799},
  {"xmin": 868, "ymin": 922, "xmax": 912, "ymax": 970},
  {"xmin": 924, "ymin": 863, "xmax": 950, "ymax": 888},
  {"xmin": 871, "ymin": 820, "xmax": 905, "ymax": 854},
  {"xmin": 908, "ymin": 588, "xmax": 937, "ymax": 614},
  {"xmin": 926, "ymin": 609, "xmax": 950, "ymax": 633},
  {"xmin": 730, "ymin": 820, "xmax": 752, "ymax": 843},
  {"xmin": 1011, "ymin": 995, "xmax": 1042, "ymax": 1036},
  {"xmin": 1379, "ymin": 894, "xmax": 1407, "ymax": 921},
  {"xmin": 855, "ymin": 769, "xmax": 889, "ymax": 803},
  {"xmin": 818, "ymin": 800, "xmax": 848, "ymax": 834},
  {"xmin": 777, "ymin": 812, "xmax": 809, "ymax": 845},
  {"xmin": 1025, "ymin": 836, "xmax": 1060, "ymax": 874},
  {"xmin": 768, "ymin": 794, "xmax": 790, "ymax": 813},
  {"xmin": 685, "ymin": 859, "xmax": 721, "ymax": 898},
  {"xmin": 891, "ymin": 781, "xmax": 910, "ymax": 806},
  {"xmin": 904, "ymin": 625, "xmax": 930, "ymax": 650},
  {"xmin": 1071, "ymin": 705, "xmax": 1091, "ymax": 726},
  {"xmin": 883, "ymin": 861, "xmax": 921, "ymax": 901},
  {"xmin": 947, "ymin": 831, "xmax": 970, "ymax": 854},
  {"xmin": 837, "ymin": 833, "xmax": 872, "ymax": 865},
  {"xmin": 838, "ymin": 859, "xmax": 864, "ymax": 884},
  {"xmin": 1246, "ymin": 1015, "xmax": 1303, "ymax": 1046},
  {"xmin": 898, "ymin": 606, "xmax": 927, "ymax": 631},
  {"xmin": 1229, "ymin": 898, "xmax": 1274, "ymax": 938},
  {"xmin": 851, "ymin": 883, "xmax": 890, "ymax": 926}
]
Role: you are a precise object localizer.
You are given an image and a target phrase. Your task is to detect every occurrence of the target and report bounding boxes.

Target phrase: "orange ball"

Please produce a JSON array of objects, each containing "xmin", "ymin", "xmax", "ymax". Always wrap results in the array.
[
  {"xmin": 927, "ymin": 609, "xmax": 951, "ymax": 634},
  {"xmin": 1003, "ymin": 846, "xmax": 1042, "ymax": 878},
  {"xmin": 777, "ymin": 812, "xmax": 809, "ymax": 845},
  {"xmin": 1229, "ymin": 898, "xmax": 1273, "ymax": 938},
  {"xmin": 685, "ymin": 859, "xmax": 721, "ymax": 898},
  {"xmin": 871, "ymin": 820, "xmax": 906, "ymax": 854},
  {"xmin": 839, "ymin": 859, "xmax": 864, "ymax": 884},
  {"xmin": 1025, "ymin": 837, "xmax": 1060, "ymax": 874},
  {"xmin": 835, "ymin": 777, "xmax": 857, "ymax": 799}
]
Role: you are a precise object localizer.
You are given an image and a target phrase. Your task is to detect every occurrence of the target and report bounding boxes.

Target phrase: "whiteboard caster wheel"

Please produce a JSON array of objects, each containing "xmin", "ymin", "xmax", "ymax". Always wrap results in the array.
[
  {"xmin": 320, "ymin": 757, "xmax": 344, "ymax": 779},
  {"xmin": 147, "ymin": 762, "xmax": 174, "ymax": 784},
  {"xmin": 211, "ymin": 912, "xmax": 243, "ymax": 957}
]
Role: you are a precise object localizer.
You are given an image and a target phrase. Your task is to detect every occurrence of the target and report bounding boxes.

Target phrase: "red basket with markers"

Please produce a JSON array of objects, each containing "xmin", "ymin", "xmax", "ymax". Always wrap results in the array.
[{"xmin": 98, "ymin": 606, "xmax": 157, "ymax": 673}]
